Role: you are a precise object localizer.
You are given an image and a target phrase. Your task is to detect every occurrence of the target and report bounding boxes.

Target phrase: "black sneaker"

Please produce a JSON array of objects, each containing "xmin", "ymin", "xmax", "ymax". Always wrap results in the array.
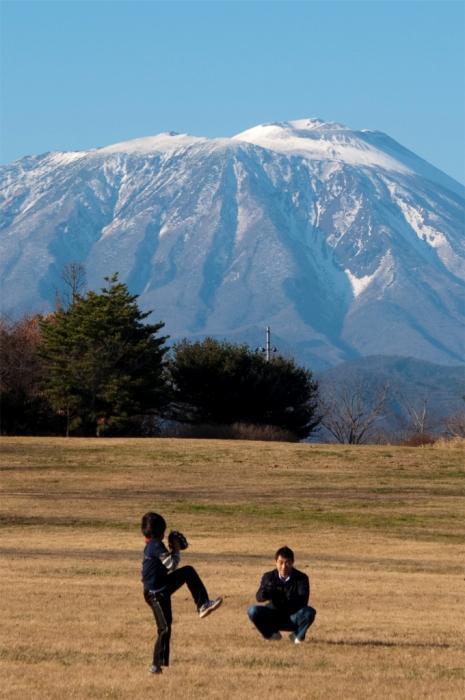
[
  {"xmin": 266, "ymin": 632, "xmax": 282, "ymax": 641},
  {"xmin": 150, "ymin": 665, "xmax": 163, "ymax": 674},
  {"xmin": 198, "ymin": 597, "xmax": 223, "ymax": 618}
]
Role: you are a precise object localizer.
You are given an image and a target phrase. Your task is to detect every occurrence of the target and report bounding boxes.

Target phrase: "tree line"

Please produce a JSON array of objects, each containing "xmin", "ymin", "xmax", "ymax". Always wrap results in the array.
[
  {"xmin": 2, "ymin": 272, "xmax": 463, "ymax": 443},
  {"xmin": 0, "ymin": 274, "xmax": 320, "ymax": 439}
]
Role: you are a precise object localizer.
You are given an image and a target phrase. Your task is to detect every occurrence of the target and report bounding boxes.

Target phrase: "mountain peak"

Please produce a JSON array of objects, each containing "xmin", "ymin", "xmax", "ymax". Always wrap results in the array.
[
  {"xmin": 232, "ymin": 118, "xmax": 411, "ymax": 173},
  {"xmin": 95, "ymin": 131, "xmax": 205, "ymax": 156},
  {"xmin": 286, "ymin": 118, "xmax": 347, "ymax": 131},
  {"xmin": 233, "ymin": 118, "xmax": 346, "ymax": 140}
]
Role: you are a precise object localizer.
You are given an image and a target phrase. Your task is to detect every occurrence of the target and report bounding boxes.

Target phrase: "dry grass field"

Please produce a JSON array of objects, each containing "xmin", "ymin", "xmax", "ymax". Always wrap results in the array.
[{"xmin": 0, "ymin": 437, "xmax": 464, "ymax": 699}]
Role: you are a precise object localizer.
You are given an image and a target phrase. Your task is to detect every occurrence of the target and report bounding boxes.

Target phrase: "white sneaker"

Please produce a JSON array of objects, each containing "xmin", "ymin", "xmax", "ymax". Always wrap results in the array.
[
  {"xmin": 266, "ymin": 632, "xmax": 282, "ymax": 641},
  {"xmin": 289, "ymin": 632, "xmax": 303, "ymax": 644},
  {"xmin": 199, "ymin": 597, "xmax": 223, "ymax": 618}
]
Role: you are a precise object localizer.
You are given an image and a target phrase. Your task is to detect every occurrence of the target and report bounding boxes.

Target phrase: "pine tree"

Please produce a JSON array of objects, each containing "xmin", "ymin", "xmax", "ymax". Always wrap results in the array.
[
  {"xmin": 169, "ymin": 338, "xmax": 320, "ymax": 439},
  {"xmin": 39, "ymin": 274, "xmax": 168, "ymax": 436}
]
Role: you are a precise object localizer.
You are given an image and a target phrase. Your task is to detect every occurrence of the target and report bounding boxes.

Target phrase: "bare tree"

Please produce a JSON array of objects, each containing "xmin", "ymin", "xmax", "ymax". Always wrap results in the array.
[
  {"xmin": 0, "ymin": 315, "xmax": 42, "ymax": 395},
  {"xmin": 443, "ymin": 412, "xmax": 465, "ymax": 438},
  {"xmin": 0, "ymin": 315, "xmax": 45, "ymax": 434},
  {"xmin": 319, "ymin": 380, "xmax": 389, "ymax": 444},
  {"xmin": 397, "ymin": 393, "xmax": 430, "ymax": 435},
  {"xmin": 443, "ymin": 396, "xmax": 465, "ymax": 438},
  {"xmin": 60, "ymin": 262, "xmax": 87, "ymax": 308}
]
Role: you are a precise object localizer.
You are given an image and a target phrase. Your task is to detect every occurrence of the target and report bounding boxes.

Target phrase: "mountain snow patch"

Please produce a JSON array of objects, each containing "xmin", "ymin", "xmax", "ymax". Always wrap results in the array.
[{"xmin": 345, "ymin": 269, "xmax": 376, "ymax": 297}]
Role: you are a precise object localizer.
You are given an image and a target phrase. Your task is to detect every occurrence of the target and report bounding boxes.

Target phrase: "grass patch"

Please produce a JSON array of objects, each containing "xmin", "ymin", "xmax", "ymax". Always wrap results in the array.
[
  {"xmin": 0, "ymin": 514, "xmax": 133, "ymax": 530},
  {"xmin": 230, "ymin": 656, "xmax": 294, "ymax": 670},
  {"xmin": 0, "ymin": 645, "xmax": 141, "ymax": 666},
  {"xmin": 0, "ymin": 438, "xmax": 464, "ymax": 699},
  {"xmin": 173, "ymin": 502, "xmax": 465, "ymax": 543}
]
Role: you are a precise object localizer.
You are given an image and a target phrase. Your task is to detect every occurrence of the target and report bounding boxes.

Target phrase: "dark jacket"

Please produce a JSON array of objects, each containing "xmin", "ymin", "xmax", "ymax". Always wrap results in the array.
[
  {"xmin": 256, "ymin": 568, "xmax": 309, "ymax": 615},
  {"xmin": 141, "ymin": 538, "xmax": 180, "ymax": 593}
]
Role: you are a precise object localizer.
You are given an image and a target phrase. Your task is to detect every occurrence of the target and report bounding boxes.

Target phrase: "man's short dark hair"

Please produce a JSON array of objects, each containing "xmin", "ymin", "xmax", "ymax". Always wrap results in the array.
[
  {"xmin": 141, "ymin": 512, "xmax": 166, "ymax": 539},
  {"xmin": 275, "ymin": 546, "xmax": 294, "ymax": 561}
]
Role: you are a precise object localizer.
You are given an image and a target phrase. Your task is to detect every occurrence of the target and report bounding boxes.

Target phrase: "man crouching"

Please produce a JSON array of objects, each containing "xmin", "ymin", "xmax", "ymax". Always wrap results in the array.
[{"xmin": 247, "ymin": 546, "xmax": 316, "ymax": 644}]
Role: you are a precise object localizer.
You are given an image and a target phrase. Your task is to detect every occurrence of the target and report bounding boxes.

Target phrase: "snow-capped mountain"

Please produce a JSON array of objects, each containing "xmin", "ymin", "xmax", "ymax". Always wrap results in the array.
[{"xmin": 1, "ymin": 118, "xmax": 464, "ymax": 369}]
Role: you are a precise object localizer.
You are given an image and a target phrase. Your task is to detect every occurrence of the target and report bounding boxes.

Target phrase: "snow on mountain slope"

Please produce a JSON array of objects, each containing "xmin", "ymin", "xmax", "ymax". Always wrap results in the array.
[
  {"xmin": 233, "ymin": 119, "xmax": 411, "ymax": 174},
  {"xmin": 1, "ymin": 120, "xmax": 464, "ymax": 369},
  {"xmin": 97, "ymin": 131, "xmax": 209, "ymax": 155},
  {"xmin": 234, "ymin": 119, "xmax": 465, "ymax": 199}
]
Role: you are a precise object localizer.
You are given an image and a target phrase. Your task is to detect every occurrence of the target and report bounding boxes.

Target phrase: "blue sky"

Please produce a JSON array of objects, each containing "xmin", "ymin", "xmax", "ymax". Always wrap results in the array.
[{"xmin": 1, "ymin": 0, "xmax": 464, "ymax": 183}]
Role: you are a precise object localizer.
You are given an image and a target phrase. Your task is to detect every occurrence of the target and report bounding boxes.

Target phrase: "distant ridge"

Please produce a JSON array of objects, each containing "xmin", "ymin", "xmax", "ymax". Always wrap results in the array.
[{"xmin": 318, "ymin": 355, "xmax": 465, "ymax": 425}]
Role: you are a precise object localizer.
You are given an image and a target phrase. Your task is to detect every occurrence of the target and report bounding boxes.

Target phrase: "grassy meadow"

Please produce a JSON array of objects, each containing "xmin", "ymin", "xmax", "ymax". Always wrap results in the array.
[{"xmin": 0, "ymin": 437, "xmax": 464, "ymax": 699}]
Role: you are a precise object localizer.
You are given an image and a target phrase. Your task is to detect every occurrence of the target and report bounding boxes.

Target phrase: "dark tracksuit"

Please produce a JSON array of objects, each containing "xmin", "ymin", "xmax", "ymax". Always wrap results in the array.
[
  {"xmin": 248, "ymin": 568, "xmax": 316, "ymax": 641},
  {"xmin": 142, "ymin": 538, "xmax": 209, "ymax": 668}
]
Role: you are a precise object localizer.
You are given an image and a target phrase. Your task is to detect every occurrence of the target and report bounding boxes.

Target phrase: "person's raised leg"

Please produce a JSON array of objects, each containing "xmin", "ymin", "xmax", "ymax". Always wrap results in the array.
[
  {"xmin": 165, "ymin": 566, "xmax": 222, "ymax": 617},
  {"xmin": 165, "ymin": 565, "xmax": 208, "ymax": 608}
]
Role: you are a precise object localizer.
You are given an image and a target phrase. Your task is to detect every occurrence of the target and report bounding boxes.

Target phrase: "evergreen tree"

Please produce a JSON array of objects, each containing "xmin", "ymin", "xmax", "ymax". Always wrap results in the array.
[
  {"xmin": 39, "ymin": 274, "xmax": 168, "ymax": 436},
  {"xmin": 169, "ymin": 338, "xmax": 320, "ymax": 439}
]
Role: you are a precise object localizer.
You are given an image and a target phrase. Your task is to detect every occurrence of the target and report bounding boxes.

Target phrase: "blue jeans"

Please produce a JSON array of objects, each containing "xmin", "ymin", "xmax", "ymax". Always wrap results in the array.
[{"xmin": 248, "ymin": 604, "xmax": 316, "ymax": 641}]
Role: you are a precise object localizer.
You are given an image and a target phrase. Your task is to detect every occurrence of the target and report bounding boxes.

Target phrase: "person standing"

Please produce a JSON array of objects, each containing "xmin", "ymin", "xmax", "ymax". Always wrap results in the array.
[
  {"xmin": 141, "ymin": 512, "xmax": 223, "ymax": 674},
  {"xmin": 247, "ymin": 546, "xmax": 316, "ymax": 644}
]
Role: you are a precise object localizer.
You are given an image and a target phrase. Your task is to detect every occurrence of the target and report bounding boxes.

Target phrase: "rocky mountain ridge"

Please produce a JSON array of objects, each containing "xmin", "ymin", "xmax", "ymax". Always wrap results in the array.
[{"xmin": 1, "ymin": 118, "xmax": 464, "ymax": 369}]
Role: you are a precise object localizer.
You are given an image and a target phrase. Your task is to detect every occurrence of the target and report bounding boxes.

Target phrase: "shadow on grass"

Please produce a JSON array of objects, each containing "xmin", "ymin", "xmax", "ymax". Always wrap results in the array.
[{"xmin": 317, "ymin": 638, "xmax": 453, "ymax": 649}]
